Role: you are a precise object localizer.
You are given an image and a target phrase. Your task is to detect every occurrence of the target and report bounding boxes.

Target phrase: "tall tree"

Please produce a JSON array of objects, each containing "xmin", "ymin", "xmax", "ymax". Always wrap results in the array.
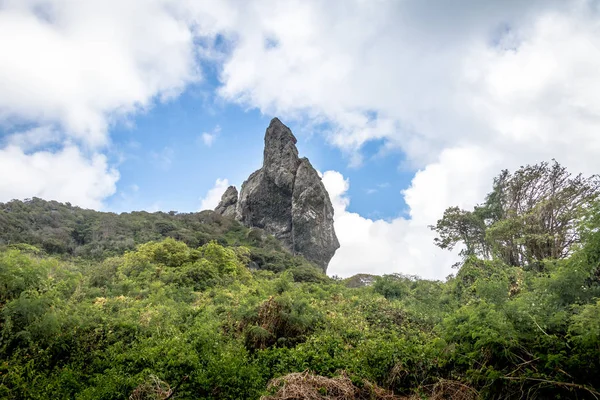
[{"xmin": 431, "ymin": 161, "xmax": 600, "ymax": 267}]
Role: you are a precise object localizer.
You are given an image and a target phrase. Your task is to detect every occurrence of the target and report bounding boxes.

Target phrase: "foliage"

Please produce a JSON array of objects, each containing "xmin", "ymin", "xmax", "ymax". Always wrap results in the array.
[
  {"xmin": 1, "ymin": 235, "xmax": 597, "ymax": 399},
  {"xmin": 0, "ymin": 198, "xmax": 300, "ymax": 271},
  {"xmin": 0, "ymin": 163, "xmax": 599, "ymax": 398},
  {"xmin": 431, "ymin": 160, "xmax": 600, "ymax": 268}
]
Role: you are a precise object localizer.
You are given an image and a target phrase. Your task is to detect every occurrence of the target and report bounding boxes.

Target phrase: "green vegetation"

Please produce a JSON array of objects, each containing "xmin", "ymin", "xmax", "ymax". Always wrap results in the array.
[
  {"xmin": 0, "ymin": 198, "xmax": 309, "ymax": 273},
  {"xmin": 1, "ymin": 161, "xmax": 599, "ymax": 399}
]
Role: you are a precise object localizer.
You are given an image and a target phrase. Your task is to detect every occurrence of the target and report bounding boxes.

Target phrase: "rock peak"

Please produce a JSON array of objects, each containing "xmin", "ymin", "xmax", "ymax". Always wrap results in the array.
[
  {"xmin": 215, "ymin": 186, "xmax": 238, "ymax": 218},
  {"xmin": 268, "ymin": 117, "xmax": 294, "ymax": 135},
  {"xmin": 214, "ymin": 118, "xmax": 340, "ymax": 271},
  {"xmin": 264, "ymin": 118, "xmax": 298, "ymax": 171}
]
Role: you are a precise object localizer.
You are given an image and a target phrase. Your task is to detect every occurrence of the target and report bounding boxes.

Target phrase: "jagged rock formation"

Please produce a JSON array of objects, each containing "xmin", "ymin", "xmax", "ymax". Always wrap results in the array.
[
  {"xmin": 290, "ymin": 158, "xmax": 338, "ymax": 270},
  {"xmin": 215, "ymin": 118, "xmax": 339, "ymax": 271},
  {"xmin": 214, "ymin": 186, "xmax": 238, "ymax": 218}
]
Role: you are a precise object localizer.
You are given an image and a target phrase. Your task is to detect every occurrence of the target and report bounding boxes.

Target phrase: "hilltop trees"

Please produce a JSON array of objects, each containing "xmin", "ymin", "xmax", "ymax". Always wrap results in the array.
[
  {"xmin": 427, "ymin": 160, "xmax": 600, "ymax": 398},
  {"xmin": 431, "ymin": 160, "xmax": 600, "ymax": 268}
]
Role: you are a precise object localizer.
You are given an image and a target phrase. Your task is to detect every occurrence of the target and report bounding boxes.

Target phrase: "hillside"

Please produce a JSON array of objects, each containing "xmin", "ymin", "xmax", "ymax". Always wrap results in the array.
[
  {"xmin": 0, "ymin": 197, "xmax": 312, "ymax": 273},
  {"xmin": 1, "ymin": 162, "xmax": 600, "ymax": 399}
]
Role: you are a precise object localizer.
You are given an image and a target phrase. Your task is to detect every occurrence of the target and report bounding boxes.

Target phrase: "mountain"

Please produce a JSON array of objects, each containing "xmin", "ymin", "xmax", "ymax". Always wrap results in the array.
[{"xmin": 215, "ymin": 118, "xmax": 339, "ymax": 271}]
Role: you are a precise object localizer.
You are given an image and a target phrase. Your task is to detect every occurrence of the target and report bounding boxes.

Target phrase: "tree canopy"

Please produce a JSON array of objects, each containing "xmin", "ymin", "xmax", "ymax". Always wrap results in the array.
[{"xmin": 431, "ymin": 160, "xmax": 600, "ymax": 268}]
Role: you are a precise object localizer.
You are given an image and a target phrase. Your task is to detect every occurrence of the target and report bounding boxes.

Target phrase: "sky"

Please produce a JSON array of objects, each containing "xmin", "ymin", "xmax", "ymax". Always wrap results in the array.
[{"xmin": 2, "ymin": 0, "xmax": 600, "ymax": 280}]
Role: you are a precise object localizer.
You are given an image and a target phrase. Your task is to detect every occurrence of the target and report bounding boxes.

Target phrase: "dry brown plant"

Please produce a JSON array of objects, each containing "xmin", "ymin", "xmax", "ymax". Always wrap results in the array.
[
  {"xmin": 129, "ymin": 375, "xmax": 173, "ymax": 400},
  {"xmin": 260, "ymin": 371, "xmax": 403, "ymax": 400}
]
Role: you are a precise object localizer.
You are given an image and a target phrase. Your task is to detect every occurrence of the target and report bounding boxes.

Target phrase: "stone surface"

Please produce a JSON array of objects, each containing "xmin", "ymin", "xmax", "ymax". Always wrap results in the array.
[
  {"xmin": 215, "ymin": 186, "xmax": 238, "ymax": 218},
  {"xmin": 236, "ymin": 118, "xmax": 300, "ymax": 248},
  {"xmin": 214, "ymin": 118, "xmax": 339, "ymax": 271},
  {"xmin": 291, "ymin": 158, "xmax": 339, "ymax": 269}
]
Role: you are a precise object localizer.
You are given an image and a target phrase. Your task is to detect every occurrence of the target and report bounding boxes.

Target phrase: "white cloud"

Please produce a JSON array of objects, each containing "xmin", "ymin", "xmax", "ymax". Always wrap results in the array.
[
  {"xmin": 323, "ymin": 170, "xmax": 458, "ymax": 280},
  {"xmin": 0, "ymin": 0, "xmax": 204, "ymax": 146},
  {"xmin": 0, "ymin": 145, "xmax": 119, "ymax": 209},
  {"xmin": 202, "ymin": 133, "xmax": 216, "ymax": 146},
  {"xmin": 0, "ymin": 0, "xmax": 212, "ymax": 209},
  {"xmin": 199, "ymin": 125, "xmax": 221, "ymax": 147},
  {"xmin": 212, "ymin": 1, "xmax": 600, "ymax": 169},
  {"xmin": 199, "ymin": 178, "xmax": 229, "ymax": 211}
]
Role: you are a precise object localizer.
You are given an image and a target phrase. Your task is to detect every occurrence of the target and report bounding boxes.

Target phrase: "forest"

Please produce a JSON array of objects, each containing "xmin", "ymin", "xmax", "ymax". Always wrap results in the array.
[{"xmin": 1, "ymin": 161, "xmax": 599, "ymax": 399}]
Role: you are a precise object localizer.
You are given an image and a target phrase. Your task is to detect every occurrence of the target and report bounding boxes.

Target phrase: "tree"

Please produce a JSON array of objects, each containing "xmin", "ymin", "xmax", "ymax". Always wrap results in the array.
[
  {"xmin": 430, "ymin": 206, "xmax": 490, "ymax": 262},
  {"xmin": 431, "ymin": 161, "xmax": 600, "ymax": 268}
]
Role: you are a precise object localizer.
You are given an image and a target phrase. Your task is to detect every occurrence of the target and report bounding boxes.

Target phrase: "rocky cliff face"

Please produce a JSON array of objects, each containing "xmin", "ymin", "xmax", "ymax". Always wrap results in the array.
[
  {"xmin": 214, "ymin": 118, "xmax": 339, "ymax": 271},
  {"xmin": 214, "ymin": 186, "xmax": 238, "ymax": 218}
]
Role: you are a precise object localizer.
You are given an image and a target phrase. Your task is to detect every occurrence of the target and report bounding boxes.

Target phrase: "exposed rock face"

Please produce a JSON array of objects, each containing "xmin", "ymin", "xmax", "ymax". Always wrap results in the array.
[
  {"xmin": 214, "ymin": 118, "xmax": 339, "ymax": 271},
  {"xmin": 215, "ymin": 186, "xmax": 238, "ymax": 218},
  {"xmin": 291, "ymin": 158, "xmax": 338, "ymax": 270}
]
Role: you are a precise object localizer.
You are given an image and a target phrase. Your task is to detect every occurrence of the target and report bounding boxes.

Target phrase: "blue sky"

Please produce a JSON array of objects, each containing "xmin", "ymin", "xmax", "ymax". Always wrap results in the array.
[
  {"xmin": 1, "ymin": 0, "xmax": 600, "ymax": 279},
  {"xmin": 105, "ymin": 88, "xmax": 411, "ymax": 219}
]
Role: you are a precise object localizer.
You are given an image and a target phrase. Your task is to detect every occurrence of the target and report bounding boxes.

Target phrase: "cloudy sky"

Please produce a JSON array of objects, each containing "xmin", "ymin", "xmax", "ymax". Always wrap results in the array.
[{"xmin": 2, "ymin": 0, "xmax": 600, "ymax": 279}]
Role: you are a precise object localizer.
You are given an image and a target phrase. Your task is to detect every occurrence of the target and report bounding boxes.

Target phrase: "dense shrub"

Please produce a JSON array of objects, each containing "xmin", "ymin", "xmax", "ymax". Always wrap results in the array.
[
  {"xmin": 0, "ymin": 238, "xmax": 599, "ymax": 398},
  {"xmin": 1, "ymin": 188, "xmax": 600, "ymax": 398}
]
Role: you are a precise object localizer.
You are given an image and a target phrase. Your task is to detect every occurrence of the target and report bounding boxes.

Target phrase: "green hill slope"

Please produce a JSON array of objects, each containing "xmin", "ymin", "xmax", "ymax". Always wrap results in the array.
[
  {"xmin": 0, "ymin": 197, "xmax": 311, "ymax": 273},
  {"xmin": 1, "ymin": 162, "xmax": 600, "ymax": 399}
]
